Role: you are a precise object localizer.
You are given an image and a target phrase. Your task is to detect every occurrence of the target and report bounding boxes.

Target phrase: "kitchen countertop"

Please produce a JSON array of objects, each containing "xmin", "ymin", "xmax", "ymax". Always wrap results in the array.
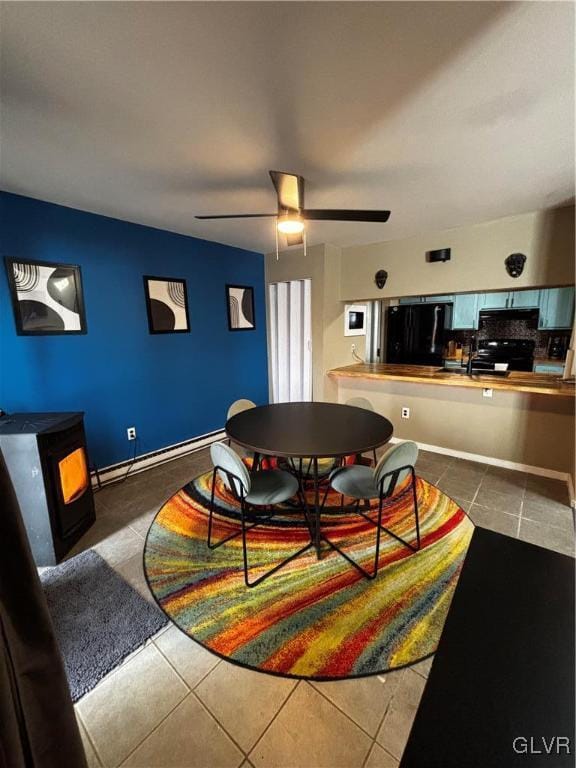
[{"xmin": 328, "ymin": 363, "xmax": 576, "ymax": 397}]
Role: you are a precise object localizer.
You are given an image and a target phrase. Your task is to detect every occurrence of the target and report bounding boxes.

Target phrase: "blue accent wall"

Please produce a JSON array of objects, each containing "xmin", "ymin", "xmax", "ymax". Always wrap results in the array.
[{"xmin": 0, "ymin": 192, "xmax": 269, "ymax": 468}]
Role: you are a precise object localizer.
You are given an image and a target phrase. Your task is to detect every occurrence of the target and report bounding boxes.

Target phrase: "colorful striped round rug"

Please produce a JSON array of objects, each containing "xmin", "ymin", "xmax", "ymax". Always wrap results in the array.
[{"xmin": 144, "ymin": 470, "xmax": 474, "ymax": 679}]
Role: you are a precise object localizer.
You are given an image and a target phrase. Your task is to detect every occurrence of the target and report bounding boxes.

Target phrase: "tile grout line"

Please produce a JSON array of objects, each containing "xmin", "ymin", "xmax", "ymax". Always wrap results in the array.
[
  {"xmin": 116, "ymin": 690, "xmax": 193, "ymax": 767},
  {"xmin": 372, "ymin": 668, "xmax": 427, "ymax": 764},
  {"xmin": 77, "ymin": 641, "xmax": 184, "ymax": 766},
  {"xmin": 76, "ymin": 710, "xmax": 105, "ymax": 768},
  {"xmin": 362, "ymin": 739, "xmax": 400, "ymax": 768},
  {"xmin": 310, "ymin": 679, "xmax": 399, "ymax": 744},
  {"xmin": 516, "ymin": 480, "xmax": 527, "ymax": 538},
  {"xmin": 151, "ymin": 634, "xmax": 221, "ymax": 694},
  {"xmin": 245, "ymin": 680, "xmax": 302, "ymax": 762},
  {"xmin": 189, "ymin": 689, "xmax": 252, "ymax": 762},
  {"xmin": 359, "ymin": 672, "xmax": 407, "ymax": 768}
]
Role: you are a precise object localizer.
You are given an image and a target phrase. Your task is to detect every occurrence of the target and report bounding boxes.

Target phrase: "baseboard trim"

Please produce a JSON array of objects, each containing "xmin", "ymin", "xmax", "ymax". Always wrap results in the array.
[
  {"xmin": 389, "ymin": 436, "xmax": 573, "ymax": 488},
  {"xmin": 567, "ymin": 474, "xmax": 576, "ymax": 510},
  {"xmin": 91, "ymin": 428, "xmax": 226, "ymax": 487}
]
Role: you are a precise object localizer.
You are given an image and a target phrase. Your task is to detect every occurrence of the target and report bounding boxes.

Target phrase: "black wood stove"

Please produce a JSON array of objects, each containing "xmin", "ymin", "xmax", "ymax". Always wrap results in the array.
[{"xmin": 0, "ymin": 412, "xmax": 96, "ymax": 565}]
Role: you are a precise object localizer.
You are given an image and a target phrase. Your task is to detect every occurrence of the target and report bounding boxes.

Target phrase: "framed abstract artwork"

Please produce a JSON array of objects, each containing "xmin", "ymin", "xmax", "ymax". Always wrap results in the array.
[
  {"xmin": 5, "ymin": 258, "xmax": 87, "ymax": 335},
  {"xmin": 226, "ymin": 284, "xmax": 255, "ymax": 331},
  {"xmin": 143, "ymin": 276, "xmax": 190, "ymax": 334}
]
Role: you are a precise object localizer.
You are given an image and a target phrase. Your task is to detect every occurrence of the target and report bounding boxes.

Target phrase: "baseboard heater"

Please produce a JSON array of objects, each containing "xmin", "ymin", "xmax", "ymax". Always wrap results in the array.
[{"xmin": 92, "ymin": 428, "xmax": 226, "ymax": 488}]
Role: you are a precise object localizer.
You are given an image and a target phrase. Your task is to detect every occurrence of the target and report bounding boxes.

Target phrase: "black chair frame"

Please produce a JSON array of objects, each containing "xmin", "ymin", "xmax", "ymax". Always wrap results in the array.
[
  {"xmin": 319, "ymin": 464, "xmax": 421, "ymax": 580},
  {"xmin": 207, "ymin": 464, "xmax": 315, "ymax": 588}
]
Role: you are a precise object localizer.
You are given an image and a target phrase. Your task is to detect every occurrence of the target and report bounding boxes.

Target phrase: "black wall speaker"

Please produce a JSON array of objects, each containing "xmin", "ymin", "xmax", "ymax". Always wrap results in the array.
[{"xmin": 426, "ymin": 248, "xmax": 451, "ymax": 263}]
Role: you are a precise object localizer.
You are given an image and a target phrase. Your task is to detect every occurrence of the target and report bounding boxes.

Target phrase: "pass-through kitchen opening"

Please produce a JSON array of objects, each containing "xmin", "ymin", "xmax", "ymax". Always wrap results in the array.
[{"xmin": 364, "ymin": 287, "xmax": 574, "ymax": 377}]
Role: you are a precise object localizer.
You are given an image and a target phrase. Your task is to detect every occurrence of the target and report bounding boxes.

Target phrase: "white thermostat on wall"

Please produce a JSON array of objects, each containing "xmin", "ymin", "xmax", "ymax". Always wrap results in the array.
[{"xmin": 344, "ymin": 304, "xmax": 367, "ymax": 336}]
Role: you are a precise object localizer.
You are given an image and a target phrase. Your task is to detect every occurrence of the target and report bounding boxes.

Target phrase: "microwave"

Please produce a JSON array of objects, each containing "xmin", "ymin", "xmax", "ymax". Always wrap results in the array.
[{"xmin": 344, "ymin": 304, "xmax": 367, "ymax": 336}]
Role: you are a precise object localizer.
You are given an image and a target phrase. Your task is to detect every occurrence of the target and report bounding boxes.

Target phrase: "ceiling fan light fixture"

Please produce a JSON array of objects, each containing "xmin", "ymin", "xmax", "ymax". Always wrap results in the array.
[{"xmin": 277, "ymin": 214, "xmax": 305, "ymax": 235}]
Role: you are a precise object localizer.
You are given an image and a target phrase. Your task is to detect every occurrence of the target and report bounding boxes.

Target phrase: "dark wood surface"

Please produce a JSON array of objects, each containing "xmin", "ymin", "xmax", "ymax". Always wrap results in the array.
[
  {"xmin": 225, "ymin": 402, "xmax": 394, "ymax": 458},
  {"xmin": 400, "ymin": 527, "xmax": 575, "ymax": 768}
]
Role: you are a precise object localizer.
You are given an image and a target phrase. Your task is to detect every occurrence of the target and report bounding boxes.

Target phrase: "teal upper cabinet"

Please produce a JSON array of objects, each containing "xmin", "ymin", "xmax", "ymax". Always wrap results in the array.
[
  {"xmin": 478, "ymin": 292, "xmax": 509, "ymax": 310},
  {"xmin": 422, "ymin": 295, "xmax": 454, "ymax": 303},
  {"xmin": 510, "ymin": 290, "xmax": 540, "ymax": 308},
  {"xmin": 538, "ymin": 287, "xmax": 575, "ymax": 330},
  {"xmin": 399, "ymin": 295, "xmax": 453, "ymax": 304},
  {"xmin": 452, "ymin": 294, "xmax": 479, "ymax": 329},
  {"xmin": 479, "ymin": 290, "xmax": 540, "ymax": 310},
  {"xmin": 397, "ymin": 288, "xmax": 574, "ymax": 330}
]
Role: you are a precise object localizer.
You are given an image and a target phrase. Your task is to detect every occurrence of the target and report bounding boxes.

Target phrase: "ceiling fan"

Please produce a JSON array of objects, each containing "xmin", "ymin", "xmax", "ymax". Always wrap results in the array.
[{"xmin": 195, "ymin": 170, "xmax": 391, "ymax": 247}]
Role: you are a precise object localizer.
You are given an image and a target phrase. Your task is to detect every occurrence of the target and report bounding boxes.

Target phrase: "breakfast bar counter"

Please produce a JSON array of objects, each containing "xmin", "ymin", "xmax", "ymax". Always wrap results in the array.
[{"xmin": 328, "ymin": 363, "xmax": 575, "ymax": 398}]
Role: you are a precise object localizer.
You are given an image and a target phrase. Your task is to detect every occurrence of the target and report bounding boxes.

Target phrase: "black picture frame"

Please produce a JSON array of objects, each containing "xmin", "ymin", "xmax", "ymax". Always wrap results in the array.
[
  {"xmin": 5, "ymin": 257, "xmax": 88, "ymax": 336},
  {"xmin": 226, "ymin": 284, "xmax": 256, "ymax": 331},
  {"xmin": 143, "ymin": 275, "xmax": 190, "ymax": 334}
]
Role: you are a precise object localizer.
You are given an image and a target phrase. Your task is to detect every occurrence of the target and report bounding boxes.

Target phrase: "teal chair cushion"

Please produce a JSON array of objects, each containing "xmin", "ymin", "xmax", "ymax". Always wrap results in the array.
[
  {"xmin": 330, "ymin": 441, "xmax": 419, "ymax": 500},
  {"xmin": 245, "ymin": 470, "xmax": 299, "ymax": 505},
  {"xmin": 329, "ymin": 465, "xmax": 379, "ymax": 499},
  {"xmin": 211, "ymin": 443, "xmax": 298, "ymax": 506}
]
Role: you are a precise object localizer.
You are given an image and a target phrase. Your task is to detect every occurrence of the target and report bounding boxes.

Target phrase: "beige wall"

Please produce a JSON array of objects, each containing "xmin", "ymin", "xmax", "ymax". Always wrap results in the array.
[
  {"xmin": 265, "ymin": 243, "xmax": 364, "ymax": 400},
  {"xmin": 322, "ymin": 244, "xmax": 366, "ymax": 400},
  {"xmin": 334, "ymin": 377, "xmax": 575, "ymax": 476},
  {"xmin": 340, "ymin": 205, "xmax": 575, "ymax": 301}
]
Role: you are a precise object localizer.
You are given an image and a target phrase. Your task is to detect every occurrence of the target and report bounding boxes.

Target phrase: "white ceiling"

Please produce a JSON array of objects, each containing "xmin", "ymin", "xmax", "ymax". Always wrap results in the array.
[{"xmin": 1, "ymin": 1, "xmax": 574, "ymax": 253}]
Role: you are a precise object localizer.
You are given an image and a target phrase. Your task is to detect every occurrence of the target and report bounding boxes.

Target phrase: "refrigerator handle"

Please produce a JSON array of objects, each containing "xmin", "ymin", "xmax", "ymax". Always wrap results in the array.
[{"xmin": 430, "ymin": 305, "xmax": 441, "ymax": 353}]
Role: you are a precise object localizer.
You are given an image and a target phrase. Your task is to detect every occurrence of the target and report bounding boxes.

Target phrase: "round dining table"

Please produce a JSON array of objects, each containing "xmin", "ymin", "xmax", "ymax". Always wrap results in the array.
[{"xmin": 226, "ymin": 402, "xmax": 394, "ymax": 559}]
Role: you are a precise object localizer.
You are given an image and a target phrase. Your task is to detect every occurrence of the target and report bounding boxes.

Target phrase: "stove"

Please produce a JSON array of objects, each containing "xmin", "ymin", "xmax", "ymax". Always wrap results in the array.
[{"xmin": 475, "ymin": 339, "xmax": 535, "ymax": 372}]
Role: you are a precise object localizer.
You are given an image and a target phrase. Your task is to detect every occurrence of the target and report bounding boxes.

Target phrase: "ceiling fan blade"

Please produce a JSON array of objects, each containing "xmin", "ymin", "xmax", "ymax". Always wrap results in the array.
[
  {"xmin": 285, "ymin": 232, "xmax": 304, "ymax": 247},
  {"xmin": 303, "ymin": 209, "xmax": 391, "ymax": 223},
  {"xmin": 269, "ymin": 171, "xmax": 304, "ymax": 212},
  {"xmin": 195, "ymin": 213, "xmax": 277, "ymax": 219}
]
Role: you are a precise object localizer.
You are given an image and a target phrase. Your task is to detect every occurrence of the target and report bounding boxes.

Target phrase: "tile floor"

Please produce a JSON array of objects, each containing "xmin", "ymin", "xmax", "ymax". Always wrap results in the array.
[{"xmin": 68, "ymin": 447, "xmax": 574, "ymax": 768}]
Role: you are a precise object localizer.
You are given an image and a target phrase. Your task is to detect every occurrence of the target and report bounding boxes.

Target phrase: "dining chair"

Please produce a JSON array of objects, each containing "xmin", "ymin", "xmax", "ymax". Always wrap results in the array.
[
  {"xmin": 227, "ymin": 399, "xmax": 256, "ymax": 420},
  {"xmin": 345, "ymin": 397, "xmax": 379, "ymax": 466},
  {"xmin": 325, "ymin": 441, "xmax": 421, "ymax": 580},
  {"xmin": 226, "ymin": 398, "xmax": 256, "ymax": 454},
  {"xmin": 208, "ymin": 442, "xmax": 312, "ymax": 587}
]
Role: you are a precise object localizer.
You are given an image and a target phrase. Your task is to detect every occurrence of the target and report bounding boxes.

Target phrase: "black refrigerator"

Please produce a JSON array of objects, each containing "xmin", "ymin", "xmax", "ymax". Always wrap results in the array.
[{"xmin": 386, "ymin": 303, "xmax": 450, "ymax": 366}]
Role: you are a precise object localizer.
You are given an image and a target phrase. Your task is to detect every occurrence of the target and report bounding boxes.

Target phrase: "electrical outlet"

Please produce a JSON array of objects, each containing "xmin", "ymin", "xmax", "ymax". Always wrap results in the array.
[
  {"xmin": 127, "ymin": 427, "xmax": 136, "ymax": 440},
  {"xmin": 351, "ymin": 343, "xmax": 356, "ymax": 352},
  {"xmin": 482, "ymin": 388, "xmax": 493, "ymax": 399},
  {"xmin": 401, "ymin": 406, "xmax": 410, "ymax": 419}
]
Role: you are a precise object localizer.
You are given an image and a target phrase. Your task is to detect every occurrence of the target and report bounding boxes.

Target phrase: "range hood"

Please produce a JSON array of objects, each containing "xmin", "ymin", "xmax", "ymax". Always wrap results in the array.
[{"xmin": 479, "ymin": 307, "xmax": 539, "ymax": 325}]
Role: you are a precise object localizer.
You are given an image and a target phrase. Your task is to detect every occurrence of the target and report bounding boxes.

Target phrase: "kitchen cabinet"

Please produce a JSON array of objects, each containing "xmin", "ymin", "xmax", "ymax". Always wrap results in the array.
[
  {"xmin": 510, "ymin": 290, "xmax": 540, "ymax": 308},
  {"xmin": 422, "ymin": 295, "xmax": 454, "ymax": 303},
  {"xmin": 534, "ymin": 362, "xmax": 565, "ymax": 375},
  {"xmin": 452, "ymin": 294, "xmax": 479, "ymax": 330},
  {"xmin": 398, "ymin": 288, "xmax": 573, "ymax": 330},
  {"xmin": 479, "ymin": 290, "xmax": 540, "ymax": 310},
  {"xmin": 538, "ymin": 287, "xmax": 575, "ymax": 330},
  {"xmin": 400, "ymin": 295, "xmax": 454, "ymax": 305},
  {"xmin": 478, "ymin": 292, "xmax": 509, "ymax": 310}
]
